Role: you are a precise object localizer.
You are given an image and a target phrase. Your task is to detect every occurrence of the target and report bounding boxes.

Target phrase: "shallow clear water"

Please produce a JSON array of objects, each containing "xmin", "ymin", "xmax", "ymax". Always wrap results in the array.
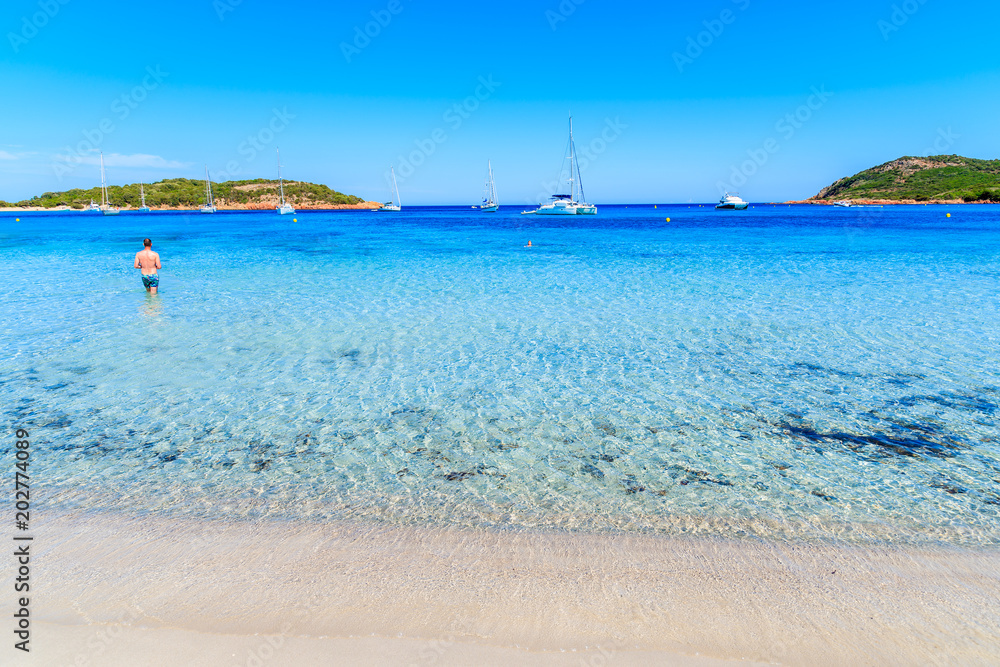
[{"xmin": 2, "ymin": 205, "xmax": 999, "ymax": 544}]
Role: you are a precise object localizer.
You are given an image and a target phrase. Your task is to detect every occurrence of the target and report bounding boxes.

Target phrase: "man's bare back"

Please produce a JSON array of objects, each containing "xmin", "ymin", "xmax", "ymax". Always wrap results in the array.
[
  {"xmin": 134, "ymin": 248, "xmax": 160, "ymax": 273},
  {"xmin": 134, "ymin": 239, "xmax": 162, "ymax": 294}
]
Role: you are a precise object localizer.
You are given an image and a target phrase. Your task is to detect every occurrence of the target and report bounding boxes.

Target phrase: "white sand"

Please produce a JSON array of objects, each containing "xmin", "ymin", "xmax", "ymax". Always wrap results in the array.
[
  {"xmin": 5, "ymin": 511, "xmax": 999, "ymax": 665},
  {"xmin": 27, "ymin": 624, "xmax": 750, "ymax": 667}
]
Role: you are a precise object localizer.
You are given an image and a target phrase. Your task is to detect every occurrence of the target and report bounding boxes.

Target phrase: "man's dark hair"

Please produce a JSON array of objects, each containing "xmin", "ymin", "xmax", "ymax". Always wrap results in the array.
[{"xmin": 143, "ymin": 238, "xmax": 152, "ymax": 247}]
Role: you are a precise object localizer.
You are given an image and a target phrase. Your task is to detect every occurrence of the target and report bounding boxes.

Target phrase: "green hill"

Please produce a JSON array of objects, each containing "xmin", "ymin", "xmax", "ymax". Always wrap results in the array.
[
  {"xmin": 1, "ymin": 178, "xmax": 366, "ymax": 209},
  {"xmin": 814, "ymin": 155, "xmax": 1000, "ymax": 202}
]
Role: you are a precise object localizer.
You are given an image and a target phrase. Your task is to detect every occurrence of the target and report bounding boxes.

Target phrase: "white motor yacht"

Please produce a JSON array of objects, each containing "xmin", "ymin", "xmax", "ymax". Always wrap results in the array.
[{"xmin": 716, "ymin": 193, "xmax": 748, "ymax": 210}]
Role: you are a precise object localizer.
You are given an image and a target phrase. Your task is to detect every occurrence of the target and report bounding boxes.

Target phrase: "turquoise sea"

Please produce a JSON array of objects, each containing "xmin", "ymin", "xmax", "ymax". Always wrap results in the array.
[{"xmin": 2, "ymin": 205, "xmax": 999, "ymax": 545}]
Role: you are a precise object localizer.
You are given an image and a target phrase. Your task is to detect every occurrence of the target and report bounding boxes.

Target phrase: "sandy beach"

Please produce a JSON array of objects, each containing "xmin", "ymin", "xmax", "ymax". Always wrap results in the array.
[{"xmin": 8, "ymin": 511, "xmax": 999, "ymax": 666}]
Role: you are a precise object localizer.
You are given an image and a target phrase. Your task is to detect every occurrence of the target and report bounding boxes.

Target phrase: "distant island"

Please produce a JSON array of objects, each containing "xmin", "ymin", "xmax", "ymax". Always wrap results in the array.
[
  {"xmin": 0, "ymin": 178, "xmax": 380, "ymax": 211},
  {"xmin": 798, "ymin": 155, "xmax": 1000, "ymax": 205}
]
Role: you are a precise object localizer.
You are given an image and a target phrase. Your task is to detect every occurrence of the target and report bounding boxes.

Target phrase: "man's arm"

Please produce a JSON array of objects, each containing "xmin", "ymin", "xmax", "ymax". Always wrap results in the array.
[
  {"xmin": 154, "ymin": 252, "xmax": 161, "ymax": 270},
  {"xmin": 134, "ymin": 252, "xmax": 141, "ymax": 269}
]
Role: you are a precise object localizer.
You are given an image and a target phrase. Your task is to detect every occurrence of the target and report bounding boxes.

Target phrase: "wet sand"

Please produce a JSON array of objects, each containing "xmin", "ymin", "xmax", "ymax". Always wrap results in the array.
[{"xmin": 8, "ymin": 511, "xmax": 1000, "ymax": 665}]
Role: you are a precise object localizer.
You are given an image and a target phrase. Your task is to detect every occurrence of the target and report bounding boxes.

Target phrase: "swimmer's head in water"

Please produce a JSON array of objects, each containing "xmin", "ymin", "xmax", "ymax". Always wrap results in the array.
[{"xmin": 143, "ymin": 238, "xmax": 152, "ymax": 247}]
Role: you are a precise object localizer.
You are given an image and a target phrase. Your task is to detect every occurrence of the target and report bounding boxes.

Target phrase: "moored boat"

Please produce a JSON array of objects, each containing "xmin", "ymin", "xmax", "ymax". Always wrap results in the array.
[
  {"xmin": 529, "ymin": 115, "xmax": 596, "ymax": 216},
  {"xmin": 275, "ymin": 148, "xmax": 295, "ymax": 215},
  {"xmin": 376, "ymin": 167, "xmax": 402, "ymax": 211},
  {"xmin": 99, "ymin": 152, "xmax": 120, "ymax": 216},
  {"xmin": 474, "ymin": 160, "xmax": 499, "ymax": 212},
  {"xmin": 716, "ymin": 193, "xmax": 748, "ymax": 210},
  {"xmin": 138, "ymin": 181, "xmax": 151, "ymax": 212},
  {"xmin": 200, "ymin": 166, "xmax": 217, "ymax": 213}
]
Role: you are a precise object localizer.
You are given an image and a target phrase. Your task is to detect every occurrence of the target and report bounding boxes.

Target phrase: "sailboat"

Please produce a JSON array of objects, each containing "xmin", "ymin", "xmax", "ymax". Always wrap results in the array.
[
  {"xmin": 200, "ymin": 166, "xmax": 217, "ymax": 213},
  {"xmin": 275, "ymin": 148, "xmax": 295, "ymax": 215},
  {"xmin": 524, "ymin": 116, "xmax": 596, "ymax": 215},
  {"xmin": 474, "ymin": 160, "xmax": 499, "ymax": 212},
  {"xmin": 138, "ymin": 181, "xmax": 151, "ymax": 212},
  {"xmin": 377, "ymin": 167, "xmax": 401, "ymax": 211},
  {"xmin": 99, "ymin": 152, "xmax": 120, "ymax": 216}
]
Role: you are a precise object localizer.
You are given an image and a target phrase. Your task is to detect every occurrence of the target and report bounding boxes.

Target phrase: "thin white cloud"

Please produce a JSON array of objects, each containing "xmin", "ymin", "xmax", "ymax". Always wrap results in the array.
[
  {"xmin": 0, "ymin": 150, "xmax": 21, "ymax": 160},
  {"xmin": 54, "ymin": 152, "xmax": 191, "ymax": 169}
]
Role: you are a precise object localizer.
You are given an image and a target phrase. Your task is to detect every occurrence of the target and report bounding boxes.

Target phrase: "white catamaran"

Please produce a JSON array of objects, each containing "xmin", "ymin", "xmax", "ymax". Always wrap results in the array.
[
  {"xmin": 474, "ymin": 160, "xmax": 499, "ymax": 211},
  {"xmin": 138, "ymin": 181, "xmax": 151, "ymax": 212},
  {"xmin": 99, "ymin": 152, "xmax": 120, "ymax": 216},
  {"xmin": 276, "ymin": 148, "xmax": 295, "ymax": 215},
  {"xmin": 524, "ymin": 116, "xmax": 596, "ymax": 216},
  {"xmin": 377, "ymin": 167, "xmax": 401, "ymax": 211},
  {"xmin": 200, "ymin": 166, "xmax": 217, "ymax": 213}
]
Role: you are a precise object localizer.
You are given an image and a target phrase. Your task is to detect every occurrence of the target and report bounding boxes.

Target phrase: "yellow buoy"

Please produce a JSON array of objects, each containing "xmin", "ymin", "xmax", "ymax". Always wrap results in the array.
[
  {"xmin": 293, "ymin": 218, "xmax": 297, "ymax": 222},
  {"xmin": 15, "ymin": 218, "xmax": 19, "ymax": 222},
  {"xmin": 947, "ymin": 213, "xmax": 951, "ymax": 218},
  {"xmin": 666, "ymin": 217, "xmax": 671, "ymax": 222}
]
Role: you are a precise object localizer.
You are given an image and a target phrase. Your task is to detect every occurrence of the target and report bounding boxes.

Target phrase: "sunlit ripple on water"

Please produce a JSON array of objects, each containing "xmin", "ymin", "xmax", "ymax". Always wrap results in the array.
[{"xmin": 2, "ymin": 205, "xmax": 999, "ymax": 544}]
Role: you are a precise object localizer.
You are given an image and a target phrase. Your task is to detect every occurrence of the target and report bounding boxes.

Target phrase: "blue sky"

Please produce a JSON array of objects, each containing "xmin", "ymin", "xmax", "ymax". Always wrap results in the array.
[{"xmin": 1, "ymin": 0, "xmax": 999, "ymax": 204}]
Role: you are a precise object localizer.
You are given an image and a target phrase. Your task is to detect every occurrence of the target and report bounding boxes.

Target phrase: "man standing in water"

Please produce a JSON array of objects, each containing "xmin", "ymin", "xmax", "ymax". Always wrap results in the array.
[{"xmin": 134, "ymin": 238, "xmax": 162, "ymax": 294}]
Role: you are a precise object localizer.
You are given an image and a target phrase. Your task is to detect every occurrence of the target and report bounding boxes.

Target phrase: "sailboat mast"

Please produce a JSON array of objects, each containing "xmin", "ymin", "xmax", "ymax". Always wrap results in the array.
[
  {"xmin": 391, "ymin": 167, "xmax": 400, "ymax": 206},
  {"xmin": 204, "ymin": 165, "xmax": 213, "ymax": 206},
  {"xmin": 565, "ymin": 116, "xmax": 577, "ymax": 201},
  {"xmin": 100, "ymin": 152, "xmax": 108, "ymax": 206},
  {"xmin": 569, "ymin": 116, "xmax": 577, "ymax": 202},
  {"xmin": 489, "ymin": 160, "xmax": 497, "ymax": 205},
  {"xmin": 277, "ymin": 148, "xmax": 285, "ymax": 205},
  {"xmin": 574, "ymin": 120, "xmax": 587, "ymax": 204},
  {"xmin": 140, "ymin": 181, "xmax": 146, "ymax": 206}
]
